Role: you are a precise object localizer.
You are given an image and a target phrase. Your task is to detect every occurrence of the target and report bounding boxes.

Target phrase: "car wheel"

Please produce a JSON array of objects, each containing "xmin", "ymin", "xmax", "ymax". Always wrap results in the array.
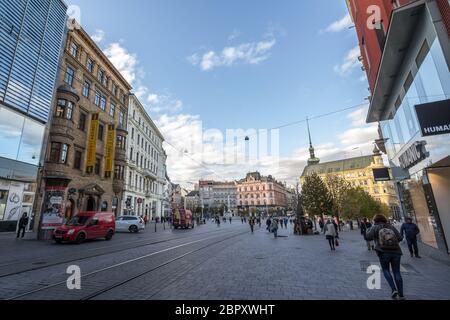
[
  {"xmin": 129, "ymin": 225, "xmax": 138, "ymax": 233},
  {"xmin": 75, "ymin": 233, "xmax": 85, "ymax": 244},
  {"xmin": 105, "ymin": 230, "xmax": 114, "ymax": 241}
]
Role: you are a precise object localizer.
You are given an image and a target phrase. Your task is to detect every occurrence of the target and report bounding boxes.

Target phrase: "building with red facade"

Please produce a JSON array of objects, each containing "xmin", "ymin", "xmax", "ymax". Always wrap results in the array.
[{"xmin": 348, "ymin": 0, "xmax": 450, "ymax": 256}]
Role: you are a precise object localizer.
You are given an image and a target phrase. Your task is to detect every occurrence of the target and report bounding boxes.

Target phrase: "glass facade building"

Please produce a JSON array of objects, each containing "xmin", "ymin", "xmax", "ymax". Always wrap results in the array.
[
  {"xmin": 0, "ymin": 0, "xmax": 67, "ymax": 229},
  {"xmin": 367, "ymin": 2, "xmax": 450, "ymax": 255}
]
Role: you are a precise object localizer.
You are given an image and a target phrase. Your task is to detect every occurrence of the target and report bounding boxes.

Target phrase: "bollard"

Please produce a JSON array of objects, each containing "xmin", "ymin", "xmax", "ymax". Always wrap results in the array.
[{"xmin": 155, "ymin": 221, "xmax": 157, "ymax": 233}]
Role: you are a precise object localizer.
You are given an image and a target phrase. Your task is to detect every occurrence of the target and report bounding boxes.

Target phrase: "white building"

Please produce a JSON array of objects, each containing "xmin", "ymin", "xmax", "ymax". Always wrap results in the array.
[{"xmin": 122, "ymin": 94, "xmax": 167, "ymax": 218}]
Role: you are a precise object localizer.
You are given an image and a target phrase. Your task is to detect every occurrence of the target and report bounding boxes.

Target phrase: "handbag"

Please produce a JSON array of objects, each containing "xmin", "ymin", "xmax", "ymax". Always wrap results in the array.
[{"xmin": 335, "ymin": 238, "xmax": 340, "ymax": 247}]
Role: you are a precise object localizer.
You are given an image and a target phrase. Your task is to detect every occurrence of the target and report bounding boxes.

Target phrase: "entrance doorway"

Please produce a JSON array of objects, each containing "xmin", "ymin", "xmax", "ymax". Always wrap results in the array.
[{"xmin": 86, "ymin": 197, "xmax": 96, "ymax": 212}]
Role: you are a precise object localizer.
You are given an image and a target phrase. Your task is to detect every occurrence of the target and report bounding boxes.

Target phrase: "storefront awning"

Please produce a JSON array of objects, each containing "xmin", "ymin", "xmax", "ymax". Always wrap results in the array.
[{"xmin": 367, "ymin": 0, "xmax": 427, "ymax": 123}]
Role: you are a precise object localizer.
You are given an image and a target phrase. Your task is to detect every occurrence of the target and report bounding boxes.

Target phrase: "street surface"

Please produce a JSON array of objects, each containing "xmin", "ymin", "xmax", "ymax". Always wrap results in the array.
[{"xmin": 0, "ymin": 219, "xmax": 449, "ymax": 300}]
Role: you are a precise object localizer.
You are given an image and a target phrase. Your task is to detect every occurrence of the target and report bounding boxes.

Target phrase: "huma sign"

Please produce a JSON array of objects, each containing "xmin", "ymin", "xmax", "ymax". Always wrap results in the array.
[
  {"xmin": 399, "ymin": 141, "xmax": 429, "ymax": 170},
  {"xmin": 415, "ymin": 99, "xmax": 450, "ymax": 137}
]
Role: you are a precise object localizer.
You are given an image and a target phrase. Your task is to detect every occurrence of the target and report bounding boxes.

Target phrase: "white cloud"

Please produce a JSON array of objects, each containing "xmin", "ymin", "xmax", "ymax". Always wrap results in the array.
[
  {"xmin": 334, "ymin": 46, "xmax": 362, "ymax": 76},
  {"xmin": 104, "ymin": 42, "xmax": 138, "ymax": 85},
  {"xmin": 338, "ymin": 125, "xmax": 378, "ymax": 146},
  {"xmin": 188, "ymin": 32, "xmax": 277, "ymax": 71},
  {"xmin": 323, "ymin": 14, "xmax": 353, "ymax": 33},
  {"xmin": 147, "ymin": 92, "xmax": 183, "ymax": 114},
  {"xmin": 347, "ymin": 105, "xmax": 369, "ymax": 127},
  {"xmin": 91, "ymin": 29, "xmax": 105, "ymax": 43}
]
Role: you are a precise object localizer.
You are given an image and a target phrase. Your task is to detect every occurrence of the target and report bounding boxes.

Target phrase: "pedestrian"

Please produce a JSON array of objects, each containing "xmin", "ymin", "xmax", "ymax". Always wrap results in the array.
[
  {"xmin": 365, "ymin": 214, "xmax": 405, "ymax": 300},
  {"xmin": 319, "ymin": 218, "xmax": 324, "ymax": 233},
  {"xmin": 266, "ymin": 217, "xmax": 272, "ymax": 232},
  {"xmin": 270, "ymin": 218, "xmax": 279, "ymax": 238},
  {"xmin": 229, "ymin": 217, "xmax": 232, "ymax": 224},
  {"xmin": 249, "ymin": 217, "xmax": 255, "ymax": 234},
  {"xmin": 400, "ymin": 217, "xmax": 421, "ymax": 258},
  {"xmin": 360, "ymin": 218, "xmax": 374, "ymax": 250},
  {"xmin": 324, "ymin": 220, "xmax": 337, "ymax": 251},
  {"xmin": 16, "ymin": 213, "xmax": 29, "ymax": 239},
  {"xmin": 144, "ymin": 214, "xmax": 149, "ymax": 226},
  {"xmin": 349, "ymin": 220, "xmax": 354, "ymax": 231}
]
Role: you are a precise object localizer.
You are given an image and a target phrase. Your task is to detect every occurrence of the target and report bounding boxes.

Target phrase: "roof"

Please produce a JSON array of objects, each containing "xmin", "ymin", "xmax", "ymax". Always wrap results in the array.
[
  {"xmin": 301, "ymin": 155, "xmax": 376, "ymax": 177},
  {"xmin": 186, "ymin": 191, "xmax": 200, "ymax": 197}
]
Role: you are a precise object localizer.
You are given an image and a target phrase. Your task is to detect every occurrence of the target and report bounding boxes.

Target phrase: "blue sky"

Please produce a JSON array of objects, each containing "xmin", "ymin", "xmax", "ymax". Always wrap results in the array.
[{"xmin": 66, "ymin": 0, "xmax": 378, "ymax": 186}]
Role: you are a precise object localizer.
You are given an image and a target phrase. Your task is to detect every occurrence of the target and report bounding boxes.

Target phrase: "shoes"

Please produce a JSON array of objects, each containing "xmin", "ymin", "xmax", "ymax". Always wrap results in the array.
[
  {"xmin": 398, "ymin": 295, "xmax": 406, "ymax": 301},
  {"xmin": 391, "ymin": 291, "xmax": 399, "ymax": 300},
  {"xmin": 415, "ymin": 255, "xmax": 422, "ymax": 259},
  {"xmin": 411, "ymin": 253, "xmax": 414, "ymax": 258}
]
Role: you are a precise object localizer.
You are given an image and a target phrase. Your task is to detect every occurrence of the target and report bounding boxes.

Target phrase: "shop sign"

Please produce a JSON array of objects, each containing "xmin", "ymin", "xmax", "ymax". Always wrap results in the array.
[
  {"xmin": 86, "ymin": 113, "xmax": 99, "ymax": 171},
  {"xmin": 399, "ymin": 141, "xmax": 429, "ymax": 170},
  {"xmin": 415, "ymin": 99, "xmax": 450, "ymax": 137}
]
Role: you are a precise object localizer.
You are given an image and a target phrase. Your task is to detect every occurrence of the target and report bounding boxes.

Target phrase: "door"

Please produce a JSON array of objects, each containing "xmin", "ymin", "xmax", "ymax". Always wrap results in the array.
[
  {"xmin": 85, "ymin": 216, "xmax": 101, "ymax": 239},
  {"xmin": 86, "ymin": 197, "xmax": 96, "ymax": 212}
]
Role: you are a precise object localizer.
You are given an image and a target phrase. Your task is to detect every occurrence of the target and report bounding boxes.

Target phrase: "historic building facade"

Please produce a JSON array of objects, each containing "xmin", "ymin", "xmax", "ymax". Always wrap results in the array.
[
  {"xmin": 0, "ymin": 0, "xmax": 67, "ymax": 231},
  {"xmin": 35, "ymin": 24, "xmax": 132, "ymax": 236},
  {"xmin": 199, "ymin": 180, "xmax": 237, "ymax": 213},
  {"xmin": 122, "ymin": 94, "xmax": 167, "ymax": 218},
  {"xmin": 236, "ymin": 172, "xmax": 288, "ymax": 212},
  {"xmin": 300, "ymin": 150, "xmax": 401, "ymax": 218}
]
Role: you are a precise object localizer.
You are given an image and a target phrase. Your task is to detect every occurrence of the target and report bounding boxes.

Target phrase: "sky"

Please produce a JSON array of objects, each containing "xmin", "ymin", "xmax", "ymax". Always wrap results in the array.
[{"xmin": 66, "ymin": 0, "xmax": 379, "ymax": 187}]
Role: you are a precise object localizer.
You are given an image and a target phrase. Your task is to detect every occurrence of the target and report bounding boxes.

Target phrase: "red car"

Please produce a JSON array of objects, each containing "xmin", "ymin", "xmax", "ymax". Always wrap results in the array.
[{"xmin": 53, "ymin": 212, "xmax": 115, "ymax": 244}]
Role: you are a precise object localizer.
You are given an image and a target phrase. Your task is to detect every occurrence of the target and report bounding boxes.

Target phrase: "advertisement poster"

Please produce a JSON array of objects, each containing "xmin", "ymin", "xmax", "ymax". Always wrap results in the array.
[
  {"xmin": 104, "ymin": 124, "xmax": 116, "ymax": 176},
  {"xmin": 86, "ymin": 113, "xmax": 99, "ymax": 171},
  {"xmin": 41, "ymin": 188, "xmax": 65, "ymax": 230},
  {"xmin": 4, "ymin": 182, "xmax": 23, "ymax": 221}
]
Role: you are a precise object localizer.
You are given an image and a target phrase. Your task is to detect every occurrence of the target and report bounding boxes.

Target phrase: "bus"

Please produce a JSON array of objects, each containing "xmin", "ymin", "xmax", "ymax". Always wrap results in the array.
[{"xmin": 172, "ymin": 208, "xmax": 195, "ymax": 229}]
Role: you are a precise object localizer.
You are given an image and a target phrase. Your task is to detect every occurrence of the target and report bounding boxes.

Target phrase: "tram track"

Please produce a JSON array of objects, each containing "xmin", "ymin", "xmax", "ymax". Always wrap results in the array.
[
  {"xmin": 0, "ymin": 226, "xmax": 239, "ymax": 279},
  {"xmin": 5, "ymin": 229, "xmax": 249, "ymax": 300}
]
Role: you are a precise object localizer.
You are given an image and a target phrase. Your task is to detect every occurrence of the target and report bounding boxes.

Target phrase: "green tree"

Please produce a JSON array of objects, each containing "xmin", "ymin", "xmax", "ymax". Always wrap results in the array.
[
  {"xmin": 301, "ymin": 172, "xmax": 333, "ymax": 219},
  {"xmin": 325, "ymin": 175, "xmax": 351, "ymax": 223}
]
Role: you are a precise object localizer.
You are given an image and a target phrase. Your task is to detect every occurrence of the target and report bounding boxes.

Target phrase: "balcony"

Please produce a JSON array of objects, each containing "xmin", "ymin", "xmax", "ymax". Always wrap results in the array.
[{"xmin": 144, "ymin": 168, "xmax": 157, "ymax": 180}]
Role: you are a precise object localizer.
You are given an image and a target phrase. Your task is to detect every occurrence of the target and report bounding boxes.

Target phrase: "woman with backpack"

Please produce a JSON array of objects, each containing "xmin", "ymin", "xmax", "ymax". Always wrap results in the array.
[{"xmin": 366, "ymin": 214, "xmax": 405, "ymax": 300}]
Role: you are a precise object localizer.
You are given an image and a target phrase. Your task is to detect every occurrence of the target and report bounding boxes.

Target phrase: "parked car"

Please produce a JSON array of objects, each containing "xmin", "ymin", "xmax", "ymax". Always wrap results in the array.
[
  {"xmin": 53, "ymin": 212, "xmax": 115, "ymax": 244},
  {"xmin": 116, "ymin": 216, "xmax": 145, "ymax": 233}
]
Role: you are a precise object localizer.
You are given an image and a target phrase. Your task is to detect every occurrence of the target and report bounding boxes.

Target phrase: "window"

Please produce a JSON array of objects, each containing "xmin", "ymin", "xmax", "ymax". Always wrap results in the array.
[
  {"xmin": 95, "ymin": 90, "xmax": 101, "ymax": 106},
  {"xmin": 109, "ymin": 103, "xmax": 116, "ymax": 117},
  {"xmin": 131, "ymin": 128, "xmax": 135, "ymax": 139},
  {"xmin": 49, "ymin": 143, "xmax": 69, "ymax": 164},
  {"xmin": 55, "ymin": 99, "xmax": 73, "ymax": 120},
  {"xmin": 98, "ymin": 124, "xmax": 104, "ymax": 141},
  {"xmin": 100, "ymin": 96, "xmax": 106, "ymax": 111},
  {"xmin": 103, "ymin": 76, "xmax": 108, "ymax": 88},
  {"xmin": 130, "ymin": 148, "xmax": 134, "ymax": 161},
  {"xmin": 97, "ymin": 69, "xmax": 104, "ymax": 83},
  {"xmin": 117, "ymin": 135, "xmax": 126, "ymax": 150},
  {"xmin": 119, "ymin": 111, "xmax": 125, "ymax": 128},
  {"xmin": 78, "ymin": 112, "xmax": 87, "ymax": 131},
  {"xmin": 95, "ymin": 157, "xmax": 101, "ymax": 175},
  {"xmin": 70, "ymin": 42, "xmax": 78, "ymax": 58},
  {"xmin": 65, "ymin": 67, "xmax": 75, "ymax": 86},
  {"xmin": 82, "ymin": 81, "xmax": 90, "ymax": 98},
  {"xmin": 87, "ymin": 58, "xmax": 94, "ymax": 73},
  {"xmin": 74, "ymin": 150, "xmax": 82, "ymax": 170},
  {"xmin": 114, "ymin": 165, "xmax": 124, "ymax": 180}
]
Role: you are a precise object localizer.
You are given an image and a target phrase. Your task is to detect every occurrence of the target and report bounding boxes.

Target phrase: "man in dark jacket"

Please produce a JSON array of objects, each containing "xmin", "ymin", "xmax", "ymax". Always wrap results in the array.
[
  {"xmin": 361, "ymin": 218, "xmax": 374, "ymax": 250},
  {"xmin": 366, "ymin": 215, "xmax": 404, "ymax": 300},
  {"xmin": 400, "ymin": 218, "xmax": 421, "ymax": 258},
  {"xmin": 17, "ymin": 213, "xmax": 29, "ymax": 239}
]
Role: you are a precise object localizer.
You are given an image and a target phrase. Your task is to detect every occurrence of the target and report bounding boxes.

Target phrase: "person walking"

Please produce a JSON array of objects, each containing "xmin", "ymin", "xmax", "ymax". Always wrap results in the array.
[
  {"xmin": 366, "ymin": 214, "xmax": 405, "ymax": 300},
  {"xmin": 270, "ymin": 218, "xmax": 279, "ymax": 238},
  {"xmin": 249, "ymin": 217, "xmax": 255, "ymax": 234},
  {"xmin": 16, "ymin": 213, "xmax": 29, "ymax": 239},
  {"xmin": 324, "ymin": 220, "xmax": 337, "ymax": 251},
  {"xmin": 400, "ymin": 218, "xmax": 421, "ymax": 258},
  {"xmin": 266, "ymin": 217, "xmax": 272, "ymax": 232},
  {"xmin": 361, "ymin": 218, "xmax": 374, "ymax": 251},
  {"xmin": 319, "ymin": 218, "xmax": 324, "ymax": 233}
]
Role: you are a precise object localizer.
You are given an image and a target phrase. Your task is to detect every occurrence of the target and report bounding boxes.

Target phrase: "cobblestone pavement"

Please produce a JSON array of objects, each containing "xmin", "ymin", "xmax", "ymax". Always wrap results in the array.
[{"xmin": 1, "ymin": 220, "xmax": 449, "ymax": 300}]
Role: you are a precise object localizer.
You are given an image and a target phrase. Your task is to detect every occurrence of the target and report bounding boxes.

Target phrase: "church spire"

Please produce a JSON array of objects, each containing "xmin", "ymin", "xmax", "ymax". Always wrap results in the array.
[{"xmin": 307, "ymin": 117, "xmax": 320, "ymax": 166}]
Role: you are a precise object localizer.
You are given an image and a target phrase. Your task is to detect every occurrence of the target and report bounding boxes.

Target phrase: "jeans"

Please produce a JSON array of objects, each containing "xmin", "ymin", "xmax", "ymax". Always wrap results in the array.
[
  {"xmin": 407, "ymin": 237, "xmax": 419, "ymax": 257},
  {"xmin": 16, "ymin": 226, "xmax": 26, "ymax": 238},
  {"xmin": 273, "ymin": 229, "xmax": 278, "ymax": 238},
  {"xmin": 379, "ymin": 253, "xmax": 403, "ymax": 296},
  {"xmin": 327, "ymin": 236, "xmax": 335, "ymax": 250}
]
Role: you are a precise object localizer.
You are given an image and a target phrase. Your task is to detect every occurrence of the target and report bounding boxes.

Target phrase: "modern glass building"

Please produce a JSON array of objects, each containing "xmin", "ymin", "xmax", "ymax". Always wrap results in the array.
[
  {"xmin": 0, "ymin": 0, "xmax": 67, "ymax": 230},
  {"xmin": 366, "ymin": 1, "xmax": 450, "ymax": 255}
]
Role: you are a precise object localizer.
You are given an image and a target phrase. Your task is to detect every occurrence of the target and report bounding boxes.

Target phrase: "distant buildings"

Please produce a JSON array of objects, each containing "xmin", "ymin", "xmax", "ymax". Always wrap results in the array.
[
  {"xmin": 185, "ymin": 191, "xmax": 200, "ymax": 212},
  {"xmin": 300, "ymin": 149, "xmax": 401, "ymax": 218},
  {"xmin": 236, "ymin": 172, "xmax": 288, "ymax": 213},
  {"xmin": 171, "ymin": 184, "xmax": 188, "ymax": 209}
]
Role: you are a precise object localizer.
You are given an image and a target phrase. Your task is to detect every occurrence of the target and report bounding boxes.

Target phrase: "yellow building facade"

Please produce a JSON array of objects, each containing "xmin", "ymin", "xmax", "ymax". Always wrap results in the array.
[{"xmin": 300, "ymin": 152, "xmax": 401, "ymax": 218}]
